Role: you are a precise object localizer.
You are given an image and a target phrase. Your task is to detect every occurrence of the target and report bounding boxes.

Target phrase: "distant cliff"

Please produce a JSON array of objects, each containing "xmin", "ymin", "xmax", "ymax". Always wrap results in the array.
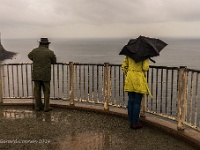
[{"xmin": 0, "ymin": 41, "xmax": 17, "ymax": 62}]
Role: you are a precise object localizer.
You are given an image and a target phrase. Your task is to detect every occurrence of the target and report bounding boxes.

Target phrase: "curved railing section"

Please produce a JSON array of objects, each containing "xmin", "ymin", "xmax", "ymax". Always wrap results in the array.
[{"xmin": 0, "ymin": 63, "xmax": 199, "ymax": 132}]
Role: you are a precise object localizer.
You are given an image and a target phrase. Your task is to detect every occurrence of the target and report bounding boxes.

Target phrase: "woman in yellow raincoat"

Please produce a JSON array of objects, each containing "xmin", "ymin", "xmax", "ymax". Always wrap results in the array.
[{"xmin": 121, "ymin": 56, "xmax": 152, "ymax": 129}]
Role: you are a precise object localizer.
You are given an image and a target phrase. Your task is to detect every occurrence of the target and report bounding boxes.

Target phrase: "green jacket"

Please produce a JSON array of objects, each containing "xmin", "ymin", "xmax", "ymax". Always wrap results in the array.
[
  {"xmin": 121, "ymin": 56, "xmax": 152, "ymax": 97},
  {"xmin": 28, "ymin": 46, "xmax": 57, "ymax": 81}
]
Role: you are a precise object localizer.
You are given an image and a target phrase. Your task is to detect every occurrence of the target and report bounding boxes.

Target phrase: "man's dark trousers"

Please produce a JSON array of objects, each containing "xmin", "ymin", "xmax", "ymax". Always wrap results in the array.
[{"xmin": 34, "ymin": 80, "xmax": 50, "ymax": 110}]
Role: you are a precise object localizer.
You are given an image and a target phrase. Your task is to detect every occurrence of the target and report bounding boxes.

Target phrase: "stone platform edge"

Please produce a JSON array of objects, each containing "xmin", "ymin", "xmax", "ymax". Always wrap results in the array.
[{"xmin": 1, "ymin": 102, "xmax": 200, "ymax": 149}]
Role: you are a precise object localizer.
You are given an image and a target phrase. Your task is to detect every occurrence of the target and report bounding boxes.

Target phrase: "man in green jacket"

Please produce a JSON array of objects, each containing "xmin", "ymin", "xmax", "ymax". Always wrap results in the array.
[{"xmin": 28, "ymin": 37, "xmax": 57, "ymax": 112}]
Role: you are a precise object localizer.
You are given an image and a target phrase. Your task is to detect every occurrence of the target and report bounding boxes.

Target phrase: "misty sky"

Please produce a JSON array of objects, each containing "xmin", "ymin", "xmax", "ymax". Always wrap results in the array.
[{"xmin": 1, "ymin": 0, "xmax": 200, "ymax": 39}]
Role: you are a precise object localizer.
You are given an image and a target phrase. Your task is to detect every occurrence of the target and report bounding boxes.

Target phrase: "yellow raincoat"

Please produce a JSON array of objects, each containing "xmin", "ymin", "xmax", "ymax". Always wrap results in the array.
[{"xmin": 121, "ymin": 56, "xmax": 152, "ymax": 97}]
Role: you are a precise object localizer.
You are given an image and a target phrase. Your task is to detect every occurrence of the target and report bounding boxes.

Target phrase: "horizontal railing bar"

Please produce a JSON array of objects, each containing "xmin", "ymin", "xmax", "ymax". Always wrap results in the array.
[
  {"xmin": 187, "ymin": 69, "xmax": 200, "ymax": 73},
  {"xmin": 0, "ymin": 63, "xmax": 32, "ymax": 65},
  {"xmin": 150, "ymin": 65, "xmax": 179, "ymax": 70},
  {"xmin": 73, "ymin": 63, "xmax": 104, "ymax": 66}
]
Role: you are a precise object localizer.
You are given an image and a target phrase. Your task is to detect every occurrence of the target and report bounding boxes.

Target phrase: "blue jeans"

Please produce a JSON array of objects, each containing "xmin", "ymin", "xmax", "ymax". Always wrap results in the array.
[{"xmin": 127, "ymin": 92, "xmax": 143, "ymax": 125}]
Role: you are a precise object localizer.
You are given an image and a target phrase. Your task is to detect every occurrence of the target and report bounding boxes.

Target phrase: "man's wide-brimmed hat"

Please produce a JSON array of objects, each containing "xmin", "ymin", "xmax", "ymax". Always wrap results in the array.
[{"xmin": 38, "ymin": 37, "xmax": 51, "ymax": 44}]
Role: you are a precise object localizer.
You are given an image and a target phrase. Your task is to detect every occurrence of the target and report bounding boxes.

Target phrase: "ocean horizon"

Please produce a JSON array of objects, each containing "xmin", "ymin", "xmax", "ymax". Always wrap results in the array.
[{"xmin": 1, "ymin": 37, "xmax": 200, "ymax": 69}]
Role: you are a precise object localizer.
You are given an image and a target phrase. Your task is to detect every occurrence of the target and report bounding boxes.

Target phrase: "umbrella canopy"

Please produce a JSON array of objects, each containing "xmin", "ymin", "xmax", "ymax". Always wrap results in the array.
[{"xmin": 119, "ymin": 35, "xmax": 167, "ymax": 63}]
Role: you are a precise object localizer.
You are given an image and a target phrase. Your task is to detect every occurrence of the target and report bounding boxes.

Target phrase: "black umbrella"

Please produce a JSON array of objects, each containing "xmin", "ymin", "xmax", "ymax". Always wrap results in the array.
[{"xmin": 119, "ymin": 35, "xmax": 167, "ymax": 63}]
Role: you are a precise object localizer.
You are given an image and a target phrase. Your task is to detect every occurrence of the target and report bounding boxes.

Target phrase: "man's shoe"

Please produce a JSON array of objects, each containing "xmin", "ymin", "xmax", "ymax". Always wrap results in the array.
[
  {"xmin": 44, "ymin": 107, "xmax": 53, "ymax": 112},
  {"xmin": 130, "ymin": 123, "xmax": 143, "ymax": 130}
]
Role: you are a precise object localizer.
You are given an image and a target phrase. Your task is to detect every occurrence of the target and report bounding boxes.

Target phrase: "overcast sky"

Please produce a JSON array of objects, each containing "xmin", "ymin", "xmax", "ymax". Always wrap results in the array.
[{"xmin": 1, "ymin": 0, "xmax": 200, "ymax": 39}]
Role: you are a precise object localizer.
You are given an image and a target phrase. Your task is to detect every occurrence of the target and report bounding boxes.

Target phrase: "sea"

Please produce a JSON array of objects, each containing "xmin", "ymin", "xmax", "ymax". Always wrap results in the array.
[{"xmin": 1, "ymin": 37, "xmax": 200, "ymax": 69}]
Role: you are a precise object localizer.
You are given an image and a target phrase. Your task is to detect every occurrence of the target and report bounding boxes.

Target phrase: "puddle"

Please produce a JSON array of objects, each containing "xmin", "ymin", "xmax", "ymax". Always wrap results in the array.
[
  {"xmin": 59, "ymin": 131, "xmax": 114, "ymax": 150},
  {"xmin": 0, "ymin": 106, "xmax": 196, "ymax": 150},
  {"xmin": 1, "ymin": 109, "xmax": 34, "ymax": 119}
]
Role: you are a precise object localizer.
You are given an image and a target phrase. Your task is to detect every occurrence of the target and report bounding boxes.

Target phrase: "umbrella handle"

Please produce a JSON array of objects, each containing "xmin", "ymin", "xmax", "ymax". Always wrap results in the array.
[{"xmin": 149, "ymin": 58, "xmax": 156, "ymax": 63}]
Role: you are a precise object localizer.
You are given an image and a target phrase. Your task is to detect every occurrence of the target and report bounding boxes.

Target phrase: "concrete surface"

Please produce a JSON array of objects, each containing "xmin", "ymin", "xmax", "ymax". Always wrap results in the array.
[{"xmin": 0, "ymin": 105, "xmax": 198, "ymax": 150}]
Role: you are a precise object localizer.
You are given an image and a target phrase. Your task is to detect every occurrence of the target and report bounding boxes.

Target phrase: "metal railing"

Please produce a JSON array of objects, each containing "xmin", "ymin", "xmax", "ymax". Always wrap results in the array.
[{"xmin": 0, "ymin": 63, "xmax": 200, "ymax": 131}]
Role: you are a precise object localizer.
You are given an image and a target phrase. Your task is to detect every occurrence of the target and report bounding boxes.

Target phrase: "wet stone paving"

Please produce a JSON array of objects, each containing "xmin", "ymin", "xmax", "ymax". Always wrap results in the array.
[{"xmin": 0, "ymin": 105, "xmax": 197, "ymax": 150}]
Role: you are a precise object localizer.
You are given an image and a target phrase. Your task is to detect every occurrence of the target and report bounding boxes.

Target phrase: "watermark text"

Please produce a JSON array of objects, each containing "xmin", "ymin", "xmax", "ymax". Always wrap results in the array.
[{"xmin": 0, "ymin": 139, "xmax": 50, "ymax": 144}]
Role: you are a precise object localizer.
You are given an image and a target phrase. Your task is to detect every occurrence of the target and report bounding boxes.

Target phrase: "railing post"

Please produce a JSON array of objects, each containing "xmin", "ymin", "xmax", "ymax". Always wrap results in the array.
[
  {"xmin": 104, "ymin": 63, "xmax": 109, "ymax": 110},
  {"xmin": 140, "ymin": 94, "xmax": 146, "ymax": 118},
  {"xmin": 177, "ymin": 66, "xmax": 188, "ymax": 130},
  {"xmin": 0, "ymin": 64, "xmax": 2, "ymax": 103},
  {"xmin": 69, "ymin": 62, "xmax": 75, "ymax": 106}
]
